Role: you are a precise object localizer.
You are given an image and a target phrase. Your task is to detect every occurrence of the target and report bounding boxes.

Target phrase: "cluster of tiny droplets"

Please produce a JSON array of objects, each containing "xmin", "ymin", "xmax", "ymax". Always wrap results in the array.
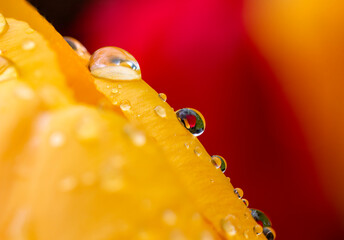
[{"xmin": 62, "ymin": 37, "xmax": 276, "ymax": 239}]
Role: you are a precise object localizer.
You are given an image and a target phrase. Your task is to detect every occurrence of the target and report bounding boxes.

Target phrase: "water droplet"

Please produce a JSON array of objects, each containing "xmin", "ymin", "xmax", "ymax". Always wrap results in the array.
[
  {"xmin": 175, "ymin": 108, "xmax": 205, "ymax": 136},
  {"xmin": 263, "ymin": 227, "xmax": 276, "ymax": 240},
  {"xmin": 59, "ymin": 176, "xmax": 77, "ymax": 192},
  {"xmin": 123, "ymin": 124, "xmax": 146, "ymax": 146},
  {"xmin": 210, "ymin": 179, "xmax": 214, "ymax": 183},
  {"xmin": 14, "ymin": 86, "xmax": 35, "ymax": 100},
  {"xmin": 158, "ymin": 93, "xmax": 167, "ymax": 102},
  {"xmin": 162, "ymin": 209, "xmax": 177, "ymax": 226},
  {"xmin": 210, "ymin": 155, "xmax": 227, "ymax": 173},
  {"xmin": 0, "ymin": 14, "xmax": 8, "ymax": 36},
  {"xmin": 63, "ymin": 36, "xmax": 90, "ymax": 61},
  {"xmin": 0, "ymin": 56, "xmax": 18, "ymax": 82},
  {"xmin": 81, "ymin": 172, "xmax": 96, "ymax": 186},
  {"xmin": 221, "ymin": 216, "xmax": 237, "ymax": 236},
  {"xmin": 120, "ymin": 100, "xmax": 131, "ymax": 111},
  {"xmin": 194, "ymin": 146, "xmax": 202, "ymax": 156},
  {"xmin": 111, "ymin": 87, "xmax": 119, "ymax": 94},
  {"xmin": 89, "ymin": 46, "xmax": 141, "ymax": 80},
  {"xmin": 243, "ymin": 229, "xmax": 250, "ymax": 239},
  {"xmin": 234, "ymin": 188, "xmax": 244, "ymax": 199},
  {"xmin": 250, "ymin": 209, "xmax": 272, "ymax": 228},
  {"xmin": 184, "ymin": 143, "xmax": 190, "ymax": 149},
  {"xmin": 253, "ymin": 224, "xmax": 263, "ymax": 236},
  {"xmin": 21, "ymin": 40, "xmax": 35, "ymax": 50},
  {"xmin": 49, "ymin": 132, "xmax": 65, "ymax": 147},
  {"xmin": 242, "ymin": 198, "xmax": 249, "ymax": 207},
  {"xmin": 154, "ymin": 105, "xmax": 166, "ymax": 118}
]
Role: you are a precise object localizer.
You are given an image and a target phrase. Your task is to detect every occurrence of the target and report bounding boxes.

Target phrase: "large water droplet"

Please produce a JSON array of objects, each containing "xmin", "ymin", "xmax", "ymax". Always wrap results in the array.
[
  {"xmin": 154, "ymin": 105, "xmax": 167, "ymax": 118},
  {"xmin": 253, "ymin": 224, "xmax": 263, "ymax": 236},
  {"xmin": 0, "ymin": 14, "xmax": 8, "ymax": 36},
  {"xmin": 120, "ymin": 100, "xmax": 131, "ymax": 111},
  {"xmin": 234, "ymin": 188, "xmax": 244, "ymax": 198},
  {"xmin": 250, "ymin": 209, "xmax": 272, "ymax": 228},
  {"xmin": 175, "ymin": 108, "xmax": 205, "ymax": 136},
  {"xmin": 21, "ymin": 40, "xmax": 36, "ymax": 51},
  {"xmin": 221, "ymin": 215, "xmax": 237, "ymax": 236},
  {"xmin": 158, "ymin": 93, "xmax": 167, "ymax": 102},
  {"xmin": 64, "ymin": 36, "xmax": 90, "ymax": 61},
  {"xmin": 89, "ymin": 46, "xmax": 141, "ymax": 80},
  {"xmin": 0, "ymin": 56, "xmax": 18, "ymax": 82},
  {"xmin": 210, "ymin": 155, "xmax": 227, "ymax": 173},
  {"xmin": 263, "ymin": 227, "xmax": 276, "ymax": 240}
]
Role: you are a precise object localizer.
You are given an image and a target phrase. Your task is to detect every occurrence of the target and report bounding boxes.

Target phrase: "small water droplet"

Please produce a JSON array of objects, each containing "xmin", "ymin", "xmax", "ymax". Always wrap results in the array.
[
  {"xmin": 59, "ymin": 176, "xmax": 77, "ymax": 192},
  {"xmin": 194, "ymin": 146, "xmax": 202, "ymax": 156},
  {"xmin": 243, "ymin": 229, "xmax": 250, "ymax": 239},
  {"xmin": 63, "ymin": 36, "xmax": 90, "ymax": 61},
  {"xmin": 253, "ymin": 224, "xmax": 263, "ymax": 236},
  {"xmin": 242, "ymin": 198, "xmax": 249, "ymax": 207},
  {"xmin": 21, "ymin": 40, "xmax": 35, "ymax": 50},
  {"xmin": 221, "ymin": 216, "xmax": 237, "ymax": 236},
  {"xmin": 162, "ymin": 209, "xmax": 177, "ymax": 226},
  {"xmin": 250, "ymin": 209, "xmax": 272, "ymax": 228},
  {"xmin": 49, "ymin": 132, "xmax": 65, "ymax": 147},
  {"xmin": 263, "ymin": 227, "xmax": 276, "ymax": 240},
  {"xmin": 234, "ymin": 188, "xmax": 244, "ymax": 199},
  {"xmin": 158, "ymin": 93, "xmax": 167, "ymax": 102},
  {"xmin": 81, "ymin": 172, "xmax": 96, "ymax": 186},
  {"xmin": 89, "ymin": 46, "xmax": 141, "ymax": 80},
  {"xmin": 25, "ymin": 28, "xmax": 34, "ymax": 34},
  {"xmin": 14, "ymin": 86, "xmax": 35, "ymax": 100},
  {"xmin": 176, "ymin": 108, "xmax": 205, "ymax": 136},
  {"xmin": 120, "ymin": 100, "xmax": 131, "ymax": 111},
  {"xmin": 124, "ymin": 124, "xmax": 146, "ymax": 146},
  {"xmin": 0, "ymin": 14, "xmax": 8, "ymax": 36},
  {"xmin": 0, "ymin": 56, "xmax": 18, "ymax": 82},
  {"xmin": 210, "ymin": 155, "xmax": 227, "ymax": 173},
  {"xmin": 111, "ymin": 88, "xmax": 119, "ymax": 94},
  {"xmin": 154, "ymin": 105, "xmax": 166, "ymax": 118},
  {"xmin": 184, "ymin": 143, "xmax": 190, "ymax": 149}
]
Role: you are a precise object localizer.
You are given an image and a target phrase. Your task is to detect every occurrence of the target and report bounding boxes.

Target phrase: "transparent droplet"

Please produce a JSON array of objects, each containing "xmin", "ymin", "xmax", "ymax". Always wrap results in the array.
[
  {"xmin": 194, "ymin": 146, "xmax": 202, "ymax": 156},
  {"xmin": 124, "ymin": 124, "xmax": 146, "ymax": 147},
  {"xmin": 0, "ymin": 56, "xmax": 18, "ymax": 82},
  {"xmin": 154, "ymin": 105, "xmax": 167, "ymax": 118},
  {"xmin": 234, "ymin": 188, "xmax": 244, "ymax": 199},
  {"xmin": 162, "ymin": 209, "xmax": 177, "ymax": 226},
  {"xmin": 59, "ymin": 176, "xmax": 77, "ymax": 192},
  {"xmin": 210, "ymin": 155, "xmax": 227, "ymax": 173},
  {"xmin": 175, "ymin": 108, "xmax": 205, "ymax": 136},
  {"xmin": 89, "ymin": 46, "xmax": 141, "ymax": 80},
  {"xmin": 221, "ymin": 216, "xmax": 237, "ymax": 236},
  {"xmin": 120, "ymin": 100, "xmax": 131, "ymax": 111},
  {"xmin": 49, "ymin": 132, "xmax": 65, "ymax": 147},
  {"xmin": 63, "ymin": 36, "xmax": 90, "ymax": 61},
  {"xmin": 242, "ymin": 198, "xmax": 249, "ymax": 207},
  {"xmin": 253, "ymin": 224, "xmax": 263, "ymax": 236},
  {"xmin": 158, "ymin": 93, "xmax": 167, "ymax": 102},
  {"xmin": 21, "ymin": 40, "xmax": 36, "ymax": 51},
  {"xmin": 250, "ymin": 209, "xmax": 272, "ymax": 228},
  {"xmin": 243, "ymin": 229, "xmax": 250, "ymax": 239},
  {"xmin": 0, "ymin": 14, "xmax": 8, "ymax": 36},
  {"xmin": 263, "ymin": 227, "xmax": 276, "ymax": 240},
  {"xmin": 111, "ymin": 87, "xmax": 119, "ymax": 94},
  {"xmin": 184, "ymin": 143, "xmax": 190, "ymax": 149}
]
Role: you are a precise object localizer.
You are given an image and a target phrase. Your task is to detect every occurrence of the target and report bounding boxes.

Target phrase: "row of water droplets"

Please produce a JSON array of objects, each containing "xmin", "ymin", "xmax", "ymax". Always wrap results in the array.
[
  {"xmin": 64, "ymin": 37, "xmax": 276, "ymax": 240},
  {"xmin": 0, "ymin": 15, "xmax": 276, "ymax": 239}
]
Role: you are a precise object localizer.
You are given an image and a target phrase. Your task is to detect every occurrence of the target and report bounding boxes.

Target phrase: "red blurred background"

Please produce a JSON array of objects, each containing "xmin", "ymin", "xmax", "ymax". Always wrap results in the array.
[{"xmin": 30, "ymin": 0, "xmax": 344, "ymax": 239}]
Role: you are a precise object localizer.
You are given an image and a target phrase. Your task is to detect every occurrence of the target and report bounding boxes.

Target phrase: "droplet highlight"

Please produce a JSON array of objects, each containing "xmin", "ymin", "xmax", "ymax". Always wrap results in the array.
[
  {"xmin": 250, "ymin": 209, "xmax": 272, "ymax": 228},
  {"xmin": 49, "ymin": 132, "xmax": 65, "ymax": 148},
  {"xmin": 210, "ymin": 155, "xmax": 227, "ymax": 173},
  {"xmin": 194, "ymin": 146, "xmax": 202, "ymax": 157},
  {"xmin": 242, "ymin": 198, "xmax": 249, "ymax": 207},
  {"xmin": 221, "ymin": 216, "xmax": 237, "ymax": 236},
  {"xmin": 154, "ymin": 105, "xmax": 167, "ymax": 118},
  {"xmin": 21, "ymin": 40, "xmax": 36, "ymax": 51},
  {"xmin": 89, "ymin": 46, "xmax": 141, "ymax": 80},
  {"xmin": 263, "ymin": 227, "xmax": 276, "ymax": 240},
  {"xmin": 63, "ymin": 36, "xmax": 90, "ymax": 61},
  {"xmin": 158, "ymin": 93, "xmax": 167, "ymax": 102},
  {"xmin": 0, "ymin": 56, "xmax": 18, "ymax": 82},
  {"xmin": 253, "ymin": 224, "xmax": 263, "ymax": 236},
  {"xmin": 120, "ymin": 100, "xmax": 131, "ymax": 111},
  {"xmin": 234, "ymin": 188, "xmax": 244, "ymax": 199},
  {"xmin": 175, "ymin": 108, "xmax": 205, "ymax": 136}
]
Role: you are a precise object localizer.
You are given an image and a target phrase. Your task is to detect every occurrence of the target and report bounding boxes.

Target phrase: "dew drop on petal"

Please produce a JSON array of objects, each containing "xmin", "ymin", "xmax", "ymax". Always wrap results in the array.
[
  {"xmin": 89, "ymin": 46, "xmax": 141, "ymax": 80},
  {"xmin": 242, "ymin": 198, "xmax": 249, "ymax": 207},
  {"xmin": 194, "ymin": 146, "xmax": 202, "ymax": 157},
  {"xmin": 263, "ymin": 227, "xmax": 276, "ymax": 240},
  {"xmin": 184, "ymin": 143, "xmax": 190, "ymax": 149},
  {"xmin": 120, "ymin": 100, "xmax": 131, "ymax": 111},
  {"xmin": 111, "ymin": 87, "xmax": 119, "ymax": 94},
  {"xmin": 250, "ymin": 209, "xmax": 272, "ymax": 228},
  {"xmin": 175, "ymin": 108, "xmax": 205, "ymax": 136},
  {"xmin": 0, "ymin": 56, "xmax": 18, "ymax": 82},
  {"xmin": 234, "ymin": 188, "xmax": 244, "ymax": 199},
  {"xmin": 63, "ymin": 36, "xmax": 90, "ymax": 61},
  {"xmin": 124, "ymin": 124, "xmax": 146, "ymax": 147},
  {"xmin": 21, "ymin": 40, "xmax": 36, "ymax": 51},
  {"xmin": 253, "ymin": 224, "xmax": 263, "ymax": 236},
  {"xmin": 158, "ymin": 93, "xmax": 167, "ymax": 102},
  {"xmin": 210, "ymin": 155, "xmax": 227, "ymax": 173},
  {"xmin": 221, "ymin": 216, "xmax": 237, "ymax": 236},
  {"xmin": 154, "ymin": 105, "xmax": 167, "ymax": 118}
]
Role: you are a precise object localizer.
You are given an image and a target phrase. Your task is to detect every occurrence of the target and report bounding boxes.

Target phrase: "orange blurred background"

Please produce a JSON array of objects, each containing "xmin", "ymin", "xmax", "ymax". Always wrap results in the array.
[{"xmin": 30, "ymin": 0, "xmax": 344, "ymax": 239}]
